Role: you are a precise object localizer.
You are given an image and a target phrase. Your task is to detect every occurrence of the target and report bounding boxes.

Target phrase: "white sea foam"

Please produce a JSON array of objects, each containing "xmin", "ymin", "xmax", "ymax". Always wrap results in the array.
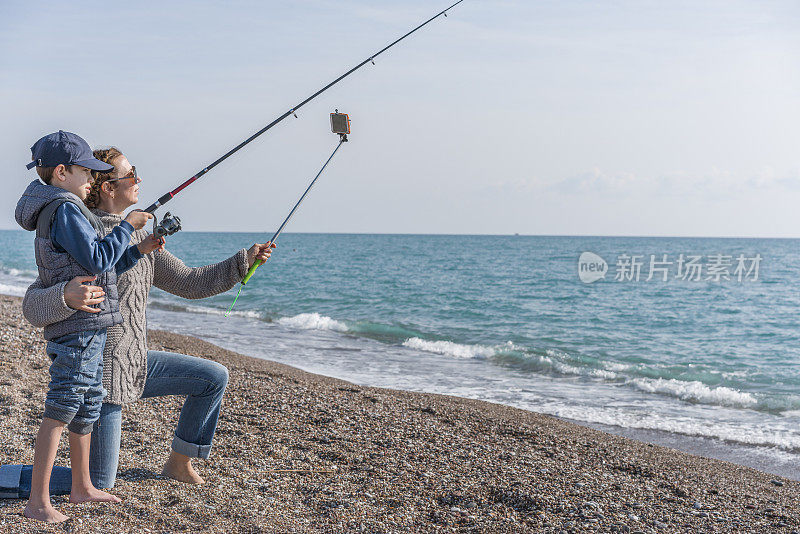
[
  {"xmin": 539, "ymin": 403, "xmax": 800, "ymax": 450},
  {"xmin": 590, "ymin": 369, "xmax": 618, "ymax": 379},
  {"xmin": 631, "ymin": 377, "xmax": 757, "ymax": 408},
  {"xmin": 5, "ymin": 268, "xmax": 37, "ymax": 279},
  {"xmin": 182, "ymin": 303, "xmax": 264, "ymax": 320},
  {"xmin": 148, "ymin": 299, "xmax": 265, "ymax": 320},
  {"xmin": 0, "ymin": 283, "xmax": 27, "ymax": 297},
  {"xmin": 402, "ymin": 337, "xmax": 497, "ymax": 359},
  {"xmin": 278, "ymin": 312, "xmax": 348, "ymax": 332}
]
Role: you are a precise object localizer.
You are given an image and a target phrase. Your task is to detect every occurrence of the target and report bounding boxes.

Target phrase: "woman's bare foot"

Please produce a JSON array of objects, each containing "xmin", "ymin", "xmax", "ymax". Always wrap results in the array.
[
  {"xmin": 69, "ymin": 486, "xmax": 122, "ymax": 504},
  {"xmin": 23, "ymin": 502, "xmax": 68, "ymax": 523},
  {"xmin": 162, "ymin": 451, "xmax": 205, "ymax": 484}
]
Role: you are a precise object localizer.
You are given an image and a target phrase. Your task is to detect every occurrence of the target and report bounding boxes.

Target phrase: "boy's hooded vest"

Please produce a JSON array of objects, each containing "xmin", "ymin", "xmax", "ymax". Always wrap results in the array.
[{"xmin": 15, "ymin": 180, "xmax": 122, "ymax": 339}]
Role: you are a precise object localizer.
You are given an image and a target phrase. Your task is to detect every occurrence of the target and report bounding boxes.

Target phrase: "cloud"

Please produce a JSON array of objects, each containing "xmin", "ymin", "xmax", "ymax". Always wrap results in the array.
[
  {"xmin": 480, "ymin": 166, "xmax": 800, "ymax": 200},
  {"xmin": 548, "ymin": 168, "xmax": 639, "ymax": 194}
]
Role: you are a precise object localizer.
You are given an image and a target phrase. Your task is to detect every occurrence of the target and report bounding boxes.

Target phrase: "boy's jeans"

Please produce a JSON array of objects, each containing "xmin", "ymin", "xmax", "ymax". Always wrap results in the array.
[
  {"xmin": 44, "ymin": 329, "xmax": 107, "ymax": 434},
  {"xmin": 13, "ymin": 350, "xmax": 229, "ymax": 497}
]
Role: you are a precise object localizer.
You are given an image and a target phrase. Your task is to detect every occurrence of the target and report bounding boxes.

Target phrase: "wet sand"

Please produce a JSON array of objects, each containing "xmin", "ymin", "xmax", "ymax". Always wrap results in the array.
[{"xmin": 1, "ymin": 294, "xmax": 799, "ymax": 533}]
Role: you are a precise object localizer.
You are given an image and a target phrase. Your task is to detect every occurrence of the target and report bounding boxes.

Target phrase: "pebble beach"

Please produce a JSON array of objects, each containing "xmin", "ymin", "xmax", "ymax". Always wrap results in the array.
[{"xmin": 1, "ymin": 293, "xmax": 799, "ymax": 533}]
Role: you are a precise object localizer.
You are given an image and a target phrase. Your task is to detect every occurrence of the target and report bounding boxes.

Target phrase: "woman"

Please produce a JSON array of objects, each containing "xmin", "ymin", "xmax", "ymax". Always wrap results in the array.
[{"xmin": 18, "ymin": 147, "xmax": 274, "ymax": 491}]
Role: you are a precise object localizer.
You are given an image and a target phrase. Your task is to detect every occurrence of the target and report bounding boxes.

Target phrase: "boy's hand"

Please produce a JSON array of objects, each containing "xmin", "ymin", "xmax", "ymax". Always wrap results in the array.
[
  {"xmin": 124, "ymin": 210, "xmax": 153, "ymax": 230},
  {"xmin": 137, "ymin": 234, "xmax": 165, "ymax": 255},
  {"xmin": 247, "ymin": 242, "xmax": 276, "ymax": 269}
]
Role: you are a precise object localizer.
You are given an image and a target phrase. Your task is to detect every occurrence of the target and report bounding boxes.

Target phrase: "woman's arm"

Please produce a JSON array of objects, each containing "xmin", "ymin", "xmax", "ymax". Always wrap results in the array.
[
  {"xmin": 22, "ymin": 278, "xmax": 75, "ymax": 327},
  {"xmin": 152, "ymin": 248, "xmax": 249, "ymax": 299},
  {"xmin": 22, "ymin": 275, "xmax": 108, "ymax": 327}
]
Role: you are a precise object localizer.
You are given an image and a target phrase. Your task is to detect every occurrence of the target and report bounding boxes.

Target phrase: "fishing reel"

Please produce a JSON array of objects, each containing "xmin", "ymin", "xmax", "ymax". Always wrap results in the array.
[{"xmin": 153, "ymin": 212, "xmax": 182, "ymax": 239}]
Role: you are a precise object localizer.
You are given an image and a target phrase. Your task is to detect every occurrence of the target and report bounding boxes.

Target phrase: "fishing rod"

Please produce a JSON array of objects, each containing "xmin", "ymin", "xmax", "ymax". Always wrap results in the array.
[
  {"xmin": 225, "ymin": 112, "xmax": 351, "ymax": 315},
  {"xmin": 143, "ymin": 0, "xmax": 464, "ymax": 216}
]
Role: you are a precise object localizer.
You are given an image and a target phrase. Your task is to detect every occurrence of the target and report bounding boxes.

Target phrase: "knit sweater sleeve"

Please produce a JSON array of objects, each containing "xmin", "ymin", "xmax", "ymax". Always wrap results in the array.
[
  {"xmin": 22, "ymin": 277, "xmax": 75, "ymax": 327},
  {"xmin": 152, "ymin": 248, "xmax": 249, "ymax": 299}
]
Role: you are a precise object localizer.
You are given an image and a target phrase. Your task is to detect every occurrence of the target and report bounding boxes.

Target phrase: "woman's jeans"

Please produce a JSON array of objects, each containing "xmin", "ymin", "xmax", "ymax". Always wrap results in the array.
[{"xmin": 16, "ymin": 350, "xmax": 228, "ymax": 497}]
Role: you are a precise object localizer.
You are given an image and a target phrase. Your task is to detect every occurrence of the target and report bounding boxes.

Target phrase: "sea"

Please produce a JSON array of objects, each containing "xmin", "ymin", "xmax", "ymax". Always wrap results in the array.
[{"xmin": 2, "ymin": 230, "xmax": 799, "ymax": 480}]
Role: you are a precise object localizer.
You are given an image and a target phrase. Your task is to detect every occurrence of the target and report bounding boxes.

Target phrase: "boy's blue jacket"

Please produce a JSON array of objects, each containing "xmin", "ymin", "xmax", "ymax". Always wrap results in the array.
[
  {"xmin": 50, "ymin": 202, "xmax": 141, "ymax": 276},
  {"xmin": 15, "ymin": 179, "xmax": 140, "ymax": 339}
]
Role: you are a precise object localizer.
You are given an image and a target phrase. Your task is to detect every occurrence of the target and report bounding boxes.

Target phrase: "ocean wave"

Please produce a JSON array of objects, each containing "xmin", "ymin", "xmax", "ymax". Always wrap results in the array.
[
  {"xmin": 0, "ymin": 265, "xmax": 38, "ymax": 280},
  {"xmin": 183, "ymin": 303, "xmax": 264, "ymax": 320},
  {"xmin": 143, "ymin": 294, "xmax": 777, "ymax": 415},
  {"xmin": 348, "ymin": 322, "xmax": 423, "ymax": 344},
  {"xmin": 404, "ymin": 339, "xmax": 623, "ymax": 378},
  {"xmin": 631, "ymin": 377, "xmax": 757, "ymax": 408},
  {"xmin": 277, "ymin": 312, "xmax": 348, "ymax": 332},
  {"xmin": 603, "ymin": 362, "xmax": 630, "ymax": 372},
  {"xmin": 757, "ymin": 394, "xmax": 800, "ymax": 414},
  {"xmin": 147, "ymin": 299, "xmax": 265, "ymax": 320},
  {"xmin": 0, "ymin": 283, "xmax": 27, "ymax": 297},
  {"xmin": 589, "ymin": 369, "xmax": 618, "ymax": 379},
  {"xmin": 543, "ymin": 403, "xmax": 800, "ymax": 451},
  {"xmin": 402, "ymin": 337, "xmax": 501, "ymax": 359}
]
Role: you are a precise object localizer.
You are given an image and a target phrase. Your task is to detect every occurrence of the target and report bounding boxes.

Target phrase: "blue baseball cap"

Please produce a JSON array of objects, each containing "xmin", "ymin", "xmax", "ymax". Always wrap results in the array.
[{"xmin": 25, "ymin": 130, "xmax": 114, "ymax": 172}]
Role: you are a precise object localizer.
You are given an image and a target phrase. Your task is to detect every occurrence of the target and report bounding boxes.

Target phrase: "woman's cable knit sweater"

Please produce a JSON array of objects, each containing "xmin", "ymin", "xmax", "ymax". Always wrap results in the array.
[{"xmin": 22, "ymin": 209, "xmax": 249, "ymax": 404}]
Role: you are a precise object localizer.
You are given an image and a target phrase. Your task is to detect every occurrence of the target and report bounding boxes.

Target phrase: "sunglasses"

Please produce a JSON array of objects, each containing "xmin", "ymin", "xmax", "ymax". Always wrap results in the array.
[{"xmin": 105, "ymin": 166, "xmax": 141, "ymax": 184}]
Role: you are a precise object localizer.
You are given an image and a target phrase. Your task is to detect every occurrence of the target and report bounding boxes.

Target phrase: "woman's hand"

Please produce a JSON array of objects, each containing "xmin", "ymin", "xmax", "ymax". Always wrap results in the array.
[
  {"xmin": 137, "ymin": 234, "xmax": 166, "ymax": 255},
  {"xmin": 64, "ymin": 275, "xmax": 105, "ymax": 313},
  {"xmin": 247, "ymin": 242, "xmax": 276, "ymax": 269}
]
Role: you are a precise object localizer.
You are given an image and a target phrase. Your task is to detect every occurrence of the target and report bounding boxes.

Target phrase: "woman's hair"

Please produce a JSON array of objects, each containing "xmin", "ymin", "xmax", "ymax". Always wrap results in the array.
[{"xmin": 85, "ymin": 147, "xmax": 123, "ymax": 209}]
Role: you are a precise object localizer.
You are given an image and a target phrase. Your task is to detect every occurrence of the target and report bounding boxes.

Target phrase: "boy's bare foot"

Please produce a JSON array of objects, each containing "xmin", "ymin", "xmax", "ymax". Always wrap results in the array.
[
  {"xmin": 162, "ymin": 451, "xmax": 205, "ymax": 484},
  {"xmin": 69, "ymin": 487, "xmax": 122, "ymax": 504},
  {"xmin": 23, "ymin": 502, "xmax": 68, "ymax": 523}
]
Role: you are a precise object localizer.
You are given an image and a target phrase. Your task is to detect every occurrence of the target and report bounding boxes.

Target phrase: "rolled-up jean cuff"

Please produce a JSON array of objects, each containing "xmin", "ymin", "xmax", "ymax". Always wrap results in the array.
[
  {"xmin": 67, "ymin": 419, "xmax": 95, "ymax": 435},
  {"xmin": 171, "ymin": 435, "xmax": 212, "ymax": 459},
  {"xmin": 43, "ymin": 404, "xmax": 75, "ymax": 426}
]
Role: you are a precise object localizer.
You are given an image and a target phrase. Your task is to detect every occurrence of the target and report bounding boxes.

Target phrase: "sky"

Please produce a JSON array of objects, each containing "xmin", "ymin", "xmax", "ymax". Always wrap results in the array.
[{"xmin": 1, "ymin": 0, "xmax": 798, "ymax": 237}]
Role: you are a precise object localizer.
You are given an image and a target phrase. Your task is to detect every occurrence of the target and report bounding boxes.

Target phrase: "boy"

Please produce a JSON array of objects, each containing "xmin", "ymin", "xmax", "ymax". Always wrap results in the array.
[{"xmin": 15, "ymin": 131, "xmax": 162, "ymax": 523}]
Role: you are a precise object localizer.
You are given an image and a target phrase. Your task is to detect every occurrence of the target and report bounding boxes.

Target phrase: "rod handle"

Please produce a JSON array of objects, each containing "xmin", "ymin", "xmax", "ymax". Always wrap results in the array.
[
  {"xmin": 241, "ymin": 259, "xmax": 263, "ymax": 285},
  {"xmin": 144, "ymin": 193, "xmax": 174, "ymax": 214}
]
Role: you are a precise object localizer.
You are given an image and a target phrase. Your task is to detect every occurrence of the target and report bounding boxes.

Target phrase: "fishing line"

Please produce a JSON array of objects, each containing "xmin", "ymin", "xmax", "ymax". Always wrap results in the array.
[{"xmin": 225, "ymin": 113, "xmax": 350, "ymax": 316}]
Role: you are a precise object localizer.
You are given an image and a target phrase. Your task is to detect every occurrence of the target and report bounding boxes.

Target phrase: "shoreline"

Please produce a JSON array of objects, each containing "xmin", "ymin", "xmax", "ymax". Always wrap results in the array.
[
  {"xmin": 1, "ymin": 294, "xmax": 799, "ymax": 532},
  {"xmin": 147, "ymin": 301, "xmax": 800, "ymax": 483}
]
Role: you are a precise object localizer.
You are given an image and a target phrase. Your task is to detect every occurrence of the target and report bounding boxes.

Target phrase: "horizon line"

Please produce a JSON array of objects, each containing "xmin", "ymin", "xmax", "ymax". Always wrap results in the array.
[{"xmin": 1, "ymin": 227, "xmax": 800, "ymax": 240}]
